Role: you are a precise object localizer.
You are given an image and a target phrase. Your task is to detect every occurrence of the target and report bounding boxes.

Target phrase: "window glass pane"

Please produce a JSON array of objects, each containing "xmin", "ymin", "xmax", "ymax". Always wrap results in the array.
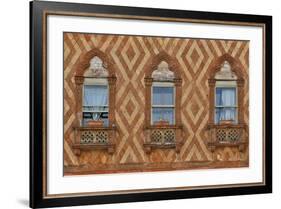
[
  {"xmin": 152, "ymin": 107, "xmax": 174, "ymax": 124},
  {"xmin": 216, "ymin": 87, "xmax": 236, "ymax": 106},
  {"xmin": 215, "ymin": 107, "xmax": 237, "ymax": 124},
  {"xmin": 83, "ymin": 85, "xmax": 108, "ymax": 107},
  {"xmin": 152, "ymin": 86, "xmax": 174, "ymax": 106},
  {"xmin": 83, "ymin": 112, "xmax": 109, "ymax": 126}
]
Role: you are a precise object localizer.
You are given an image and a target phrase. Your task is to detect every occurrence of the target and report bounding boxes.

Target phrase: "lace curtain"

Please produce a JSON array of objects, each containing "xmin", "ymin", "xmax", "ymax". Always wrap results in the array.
[{"xmin": 215, "ymin": 87, "xmax": 237, "ymax": 123}]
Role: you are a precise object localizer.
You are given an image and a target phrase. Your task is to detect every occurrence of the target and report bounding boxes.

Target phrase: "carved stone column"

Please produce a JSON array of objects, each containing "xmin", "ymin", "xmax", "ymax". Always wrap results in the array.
[
  {"xmin": 175, "ymin": 78, "xmax": 183, "ymax": 153},
  {"xmin": 74, "ymin": 76, "xmax": 84, "ymax": 127},
  {"xmin": 144, "ymin": 77, "xmax": 153, "ymax": 126},
  {"xmin": 208, "ymin": 79, "xmax": 216, "ymax": 124},
  {"xmin": 108, "ymin": 76, "xmax": 117, "ymax": 127},
  {"xmin": 174, "ymin": 78, "xmax": 182, "ymax": 126},
  {"xmin": 237, "ymin": 79, "xmax": 245, "ymax": 124}
]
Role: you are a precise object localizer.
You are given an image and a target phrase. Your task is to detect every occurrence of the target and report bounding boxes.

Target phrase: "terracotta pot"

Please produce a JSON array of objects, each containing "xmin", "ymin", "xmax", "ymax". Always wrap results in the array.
[
  {"xmin": 219, "ymin": 119, "xmax": 234, "ymax": 125},
  {"xmin": 87, "ymin": 120, "xmax": 104, "ymax": 127},
  {"xmin": 154, "ymin": 120, "xmax": 169, "ymax": 125}
]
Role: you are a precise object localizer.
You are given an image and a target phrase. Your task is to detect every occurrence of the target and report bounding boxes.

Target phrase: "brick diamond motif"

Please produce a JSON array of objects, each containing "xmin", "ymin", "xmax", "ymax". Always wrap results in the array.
[
  {"xmin": 121, "ymin": 37, "xmax": 140, "ymax": 70},
  {"xmin": 120, "ymin": 90, "xmax": 140, "ymax": 125},
  {"xmin": 63, "ymin": 32, "xmax": 249, "ymax": 174},
  {"xmin": 185, "ymin": 41, "xmax": 204, "ymax": 74},
  {"xmin": 126, "ymin": 44, "xmax": 136, "ymax": 62},
  {"xmin": 185, "ymin": 92, "xmax": 204, "ymax": 125}
]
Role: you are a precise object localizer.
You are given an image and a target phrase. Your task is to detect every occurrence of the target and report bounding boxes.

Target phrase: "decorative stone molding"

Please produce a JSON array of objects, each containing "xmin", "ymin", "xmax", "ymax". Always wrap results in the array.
[
  {"xmin": 84, "ymin": 56, "xmax": 109, "ymax": 77},
  {"xmin": 208, "ymin": 53, "xmax": 245, "ymax": 80},
  {"xmin": 144, "ymin": 51, "xmax": 182, "ymax": 80},
  {"xmin": 143, "ymin": 52, "xmax": 183, "ymax": 153},
  {"xmin": 214, "ymin": 61, "xmax": 238, "ymax": 80},
  {"xmin": 72, "ymin": 48, "xmax": 117, "ymax": 154},
  {"xmin": 151, "ymin": 61, "xmax": 175, "ymax": 81},
  {"xmin": 206, "ymin": 54, "xmax": 248, "ymax": 153},
  {"xmin": 75, "ymin": 48, "xmax": 115, "ymax": 77}
]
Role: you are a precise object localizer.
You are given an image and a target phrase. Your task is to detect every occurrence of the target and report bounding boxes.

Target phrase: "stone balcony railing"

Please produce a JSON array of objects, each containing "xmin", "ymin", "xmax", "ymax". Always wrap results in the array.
[
  {"xmin": 206, "ymin": 123, "xmax": 248, "ymax": 152},
  {"xmin": 72, "ymin": 126, "xmax": 116, "ymax": 155},
  {"xmin": 143, "ymin": 125, "xmax": 183, "ymax": 153}
]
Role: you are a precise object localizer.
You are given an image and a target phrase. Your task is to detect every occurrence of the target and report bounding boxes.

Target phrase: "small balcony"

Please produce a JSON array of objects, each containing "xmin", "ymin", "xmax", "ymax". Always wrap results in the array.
[
  {"xmin": 143, "ymin": 125, "xmax": 183, "ymax": 153},
  {"xmin": 72, "ymin": 126, "xmax": 116, "ymax": 155},
  {"xmin": 206, "ymin": 123, "xmax": 247, "ymax": 152}
]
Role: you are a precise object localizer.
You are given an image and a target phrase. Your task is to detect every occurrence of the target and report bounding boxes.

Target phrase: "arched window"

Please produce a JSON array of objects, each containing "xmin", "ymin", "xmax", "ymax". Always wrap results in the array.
[
  {"xmin": 207, "ymin": 54, "xmax": 247, "ymax": 154},
  {"xmin": 214, "ymin": 61, "xmax": 238, "ymax": 124},
  {"xmin": 82, "ymin": 56, "xmax": 109, "ymax": 127},
  {"xmin": 73, "ymin": 50, "xmax": 116, "ymax": 155},
  {"xmin": 151, "ymin": 61, "xmax": 175, "ymax": 125},
  {"xmin": 143, "ymin": 52, "xmax": 183, "ymax": 154}
]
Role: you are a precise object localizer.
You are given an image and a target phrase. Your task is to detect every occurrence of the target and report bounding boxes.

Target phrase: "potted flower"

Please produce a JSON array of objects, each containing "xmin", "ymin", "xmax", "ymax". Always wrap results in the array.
[
  {"xmin": 219, "ymin": 119, "xmax": 234, "ymax": 125},
  {"xmin": 154, "ymin": 118, "xmax": 169, "ymax": 126},
  {"xmin": 87, "ymin": 120, "xmax": 104, "ymax": 127}
]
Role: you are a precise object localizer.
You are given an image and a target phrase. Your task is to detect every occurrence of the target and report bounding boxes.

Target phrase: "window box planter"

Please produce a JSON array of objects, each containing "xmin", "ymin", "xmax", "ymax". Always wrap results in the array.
[
  {"xmin": 219, "ymin": 119, "xmax": 235, "ymax": 125},
  {"xmin": 154, "ymin": 120, "xmax": 170, "ymax": 126}
]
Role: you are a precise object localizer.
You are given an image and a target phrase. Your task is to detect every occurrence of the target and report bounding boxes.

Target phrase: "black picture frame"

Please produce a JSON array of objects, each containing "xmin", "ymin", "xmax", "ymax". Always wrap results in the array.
[{"xmin": 30, "ymin": 0, "xmax": 272, "ymax": 208}]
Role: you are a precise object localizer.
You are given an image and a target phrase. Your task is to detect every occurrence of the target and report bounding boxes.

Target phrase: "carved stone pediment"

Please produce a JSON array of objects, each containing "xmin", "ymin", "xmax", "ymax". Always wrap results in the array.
[
  {"xmin": 84, "ymin": 56, "xmax": 109, "ymax": 77},
  {"xmin": 215, "ymin": 61, "xmax": 237, "ymax": 80},
  {"xmin": 152, "ymin": 61, "xmax": 175, "ymax": 81}
]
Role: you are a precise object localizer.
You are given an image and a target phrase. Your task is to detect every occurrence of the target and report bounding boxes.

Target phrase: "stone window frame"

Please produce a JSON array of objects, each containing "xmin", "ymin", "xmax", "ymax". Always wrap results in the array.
[
  {"xmin": 72, "ymin": 49, "xmax": 117, "ymax": 155},
  {"xmin": 206, "ymin": 54, "xmax": 248, "ymax": 153},
  {"xmin": 143, "ymin": 51, "xmax": 183, "ymax": 153}
]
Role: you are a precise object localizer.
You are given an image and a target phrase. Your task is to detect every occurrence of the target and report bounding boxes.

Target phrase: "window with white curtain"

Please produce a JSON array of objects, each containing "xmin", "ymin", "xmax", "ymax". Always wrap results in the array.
[
  {"xmin": 82, "ymin": 79, "xmax": 109, "ymax": 126},
  {"xmin": 215, "ymin": 84, "xmax": 237, "ymax": 124},
  {"xmin": 214, "ymin": 61, "xmax": 238, "ymax": 124},
  {"xmin": 151, "ymin": 83, "xmax": 175, "ymax": 125}
]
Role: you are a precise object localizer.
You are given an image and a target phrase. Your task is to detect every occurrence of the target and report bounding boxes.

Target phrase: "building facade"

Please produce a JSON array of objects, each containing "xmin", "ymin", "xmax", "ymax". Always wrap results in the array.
[{"xmin": 63, "ymin": 32, "xmax": 249, "ymax": 175}]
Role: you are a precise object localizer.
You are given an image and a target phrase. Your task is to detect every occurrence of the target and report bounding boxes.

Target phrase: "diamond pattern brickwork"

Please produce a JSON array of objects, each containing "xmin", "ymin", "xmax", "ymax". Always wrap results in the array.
[{"xmin": 63, "ymin": 33, "xmax": 249, "ymax": 174}]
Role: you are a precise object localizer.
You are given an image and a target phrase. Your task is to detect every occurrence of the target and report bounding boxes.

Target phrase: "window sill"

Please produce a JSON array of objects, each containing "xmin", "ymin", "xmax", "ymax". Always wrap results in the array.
[
  {"xmin": 207, "ymin": 141, "xmax": 247, "ymax": 152},
  {"xmin": 72, "ymin": 143, "xmax": 115, "ymax": 155},
  {"xmin": 145, "ymin": 124, "xmax": 183, "ymax": 129},
  {"xmin": 143, "ymin": 141, "xmax": 183, "ymax": 154},
  {"xmin": 206, "ymin": 123, "xmax": 246, "ymax": 129},
  {"xmin": 73, "ymin": 126, "xmax": 116, "ymax": 131}
]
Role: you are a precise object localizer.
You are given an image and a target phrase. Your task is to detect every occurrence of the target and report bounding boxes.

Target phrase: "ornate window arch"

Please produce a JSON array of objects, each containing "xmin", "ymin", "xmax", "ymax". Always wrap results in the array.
[
  {"xmin": 207, "ymin": 54, "xmax": 247, "ymax": 153},
  {"xmin": 72, "ymin": 49, "xmax": 117, "ymax": 155},
  {"xmin": 143, "ymin": 52, "xmax": 183, "ymax": 153}
]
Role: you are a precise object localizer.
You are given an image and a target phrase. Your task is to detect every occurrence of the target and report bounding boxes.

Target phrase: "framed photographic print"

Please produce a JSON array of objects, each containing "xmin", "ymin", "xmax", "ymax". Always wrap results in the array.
[{"xmin": 30, "ymin": 0, "xmax": 272, "ymax": 208}]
